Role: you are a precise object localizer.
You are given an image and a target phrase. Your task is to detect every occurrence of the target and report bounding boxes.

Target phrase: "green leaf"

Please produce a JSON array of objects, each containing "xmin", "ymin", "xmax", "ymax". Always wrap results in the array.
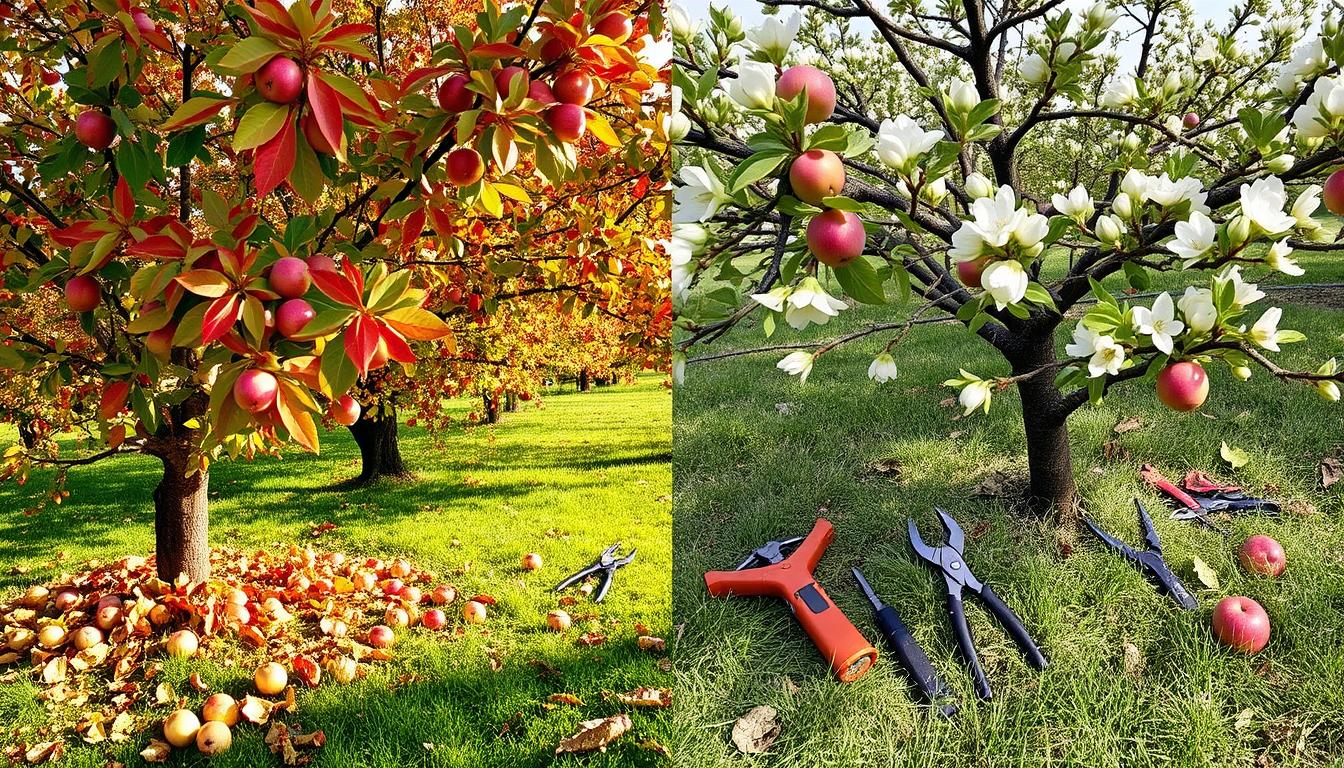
[
  {"xmin": 819, "ymin": 195, "xmax": 864, "ymax": 212},
  {"xmin": 726, "ymin": 151, "xmax": 788, "ymax": 194},
  {"xmin": 1220, "ymin": 441, "xmax": 1250, "ymax": 470},
  {"xmin": 232, "ymin": 102, "xmax": 290, "ymax": 151},
  {"xmin": 87, "ymin": 36, "xmax": 123, "ymax": 89},
  {"xmin": 1044, "ymin": 215, "xmax": 1075, "ymax": 246},
  {"xmin": 320, "ymin": 338, "xmax": 358, "ymax": 397},
  {"xmin": 166, "ymin": 125, "xmax": 207, "ymax": 167},
  {"xmin": 115, "ymin": 140, "xmax": 150, "ymax": 190},
  {"xmin": 1122, "ymin": 261, "xmax": 1151, "ymax": 291},
  {"xmin": 217, "ymin": 37, "xmax": 285, "ymax": 73},
  {"xmin": 832, "ymin": 256, "xmax": 886, "ymax": 305},
  {"xmin": 1191, "ymin": 555, "xmax": 1220, "ymax": 590},
  {"xmin": 1023, "ymin": 282, "xmax": 1058, "ymax": 312}
]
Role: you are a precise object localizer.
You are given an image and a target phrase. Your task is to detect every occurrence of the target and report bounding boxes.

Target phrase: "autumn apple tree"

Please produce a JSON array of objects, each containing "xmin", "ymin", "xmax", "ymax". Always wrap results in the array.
[
  {"xmin": 672, "ymin": 2, "xmax": 1344, "ymax": 515},
  {"xmin": 0, "ymin": 0, "xmax": 659, "ymax": 581}
]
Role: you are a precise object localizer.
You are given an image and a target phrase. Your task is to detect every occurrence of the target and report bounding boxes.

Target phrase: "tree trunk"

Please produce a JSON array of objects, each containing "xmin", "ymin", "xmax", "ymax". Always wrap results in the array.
[
  {"xmin": 152, "ymin": 442, "xmax": 211, "ymax": 583},
  {"xmin": 1012, "ymin": 335, "xmax": 1079, "ymax": 519},
  {"xmin": 578, "ymin": 370, "xmax": 590, "ymax": 392},
  {"xmin": 505, "ymin": 392, "xmax": 518, "ymax": 412},
  {"xmin": 17, "ymin": 419, "xmax": 37, "ymax": 450},
  {"xmin": 482, "ymin": 394, "xmax": 500, "ymax": 424},
  {"xmin": 348, "ymin": 410, "xmax": 411, "ymax": 484}
]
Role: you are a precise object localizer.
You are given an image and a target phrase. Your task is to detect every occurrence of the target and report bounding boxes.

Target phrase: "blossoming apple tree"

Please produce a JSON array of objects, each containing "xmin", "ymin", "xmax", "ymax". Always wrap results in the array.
[
  {"xmin": 672, "ymin": 1, "xmax": 1344, "ymax": 515},
  {"xmin": 0, "ymin": 0, "xmax": 663, "ymax": 581}
]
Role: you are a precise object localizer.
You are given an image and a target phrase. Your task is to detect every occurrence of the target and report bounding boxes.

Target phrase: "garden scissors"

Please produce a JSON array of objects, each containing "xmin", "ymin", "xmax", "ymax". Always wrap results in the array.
[
  {"xmin": 908, "ymin": 509, "xmax": 1048, "ymax": 701},
  {"xmin": 1083, "ymin": 499, "xmax": 1197, "ymax": 611},
  {"xmin": 1141, "ymin": 465, "xmax": 1279, "ymax": 535},
  {"xmin": 553, "ymin": 543, "xmax": 635, "ymax": 603}
]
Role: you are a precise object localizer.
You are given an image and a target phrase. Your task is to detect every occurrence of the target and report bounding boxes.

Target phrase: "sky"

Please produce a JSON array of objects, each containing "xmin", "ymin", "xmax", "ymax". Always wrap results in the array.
[{"xmin": 677, "ymin": 0, "xmax": 1251, "ymax": 68}]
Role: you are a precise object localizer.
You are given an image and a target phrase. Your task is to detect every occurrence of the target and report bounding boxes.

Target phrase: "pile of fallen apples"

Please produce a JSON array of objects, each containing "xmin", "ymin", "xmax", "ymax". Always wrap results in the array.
[
  {"xmin": 0, "ymin": 544, "xmax": 493, "ymax": 762},
  {"xmin": 1210, "ymin": 534, "xmax": 1286, "ymax": 655}
]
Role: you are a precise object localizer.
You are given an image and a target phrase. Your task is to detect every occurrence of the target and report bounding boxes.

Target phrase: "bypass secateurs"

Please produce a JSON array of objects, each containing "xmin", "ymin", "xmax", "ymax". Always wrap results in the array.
[
  {"xmin": 908, "ymin": 509, "xmax": 1048, "ymax": 700},
  {"xmin": 1083, "ymin": 498, "xmax": 1197, "ymax": 611},
  {"xmin": 1141, "ymin": 464, "xmax": 1280, "ymax": 535},
  {"xmin": 554, "ymin": 543, "xmax": 635, "ymax": 603}
]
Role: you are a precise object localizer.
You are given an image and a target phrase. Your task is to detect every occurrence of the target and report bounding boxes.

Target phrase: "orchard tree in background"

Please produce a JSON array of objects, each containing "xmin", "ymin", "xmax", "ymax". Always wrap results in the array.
[
  {"xmin": 672, "ymin": 0, "xmax": 1344, "ymax": 517},
  {"xmin": 0, "ymin": 0, "xmax": 669, "ymax": 582}
]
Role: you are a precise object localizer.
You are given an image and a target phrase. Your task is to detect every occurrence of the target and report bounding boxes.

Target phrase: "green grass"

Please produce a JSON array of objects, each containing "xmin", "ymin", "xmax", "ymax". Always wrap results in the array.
[
  {"xmin": 673, "ymin": 262, "xmax": 1344, "ymax": 766},
  {"xmin": 0, "ymin": 376, "xmax": 672, "ymax": 767}
]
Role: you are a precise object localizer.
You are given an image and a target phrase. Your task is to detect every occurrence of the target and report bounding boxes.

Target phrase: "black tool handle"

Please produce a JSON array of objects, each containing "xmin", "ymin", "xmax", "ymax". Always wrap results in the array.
[
  {"xmin": 875, "ymin": 606, "xmax": 959, "ymax": 716},
  {"xmin": 979, "ymin": 584, "xmax": 1048, "ymax": 671},
  {"xmin": 593, "ymin": 569, "xmax": 614, "ymax": 603},
  {"xmin": 949, "ymin": 595, "xmax": 992, "ymax": 701}
]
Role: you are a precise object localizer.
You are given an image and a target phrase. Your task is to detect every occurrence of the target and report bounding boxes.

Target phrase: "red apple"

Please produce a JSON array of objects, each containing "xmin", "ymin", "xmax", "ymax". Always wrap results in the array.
[
  {"xmin": 269, "ymin": 256, "xmax": 311, "ymax": 298},
  {"xmin": 400, "ymin": 585, "xmax": 423, "ymax": 604},
  {"xmin": 369, "ymin": 338, "xmax": 390, "ymax": 370},
  {"xmin": 1182, "ymin": 112, "xmax": 1200, "ymax": 129},
  {"xmin": 64, "ymin": 275, "xmax": 101, "ymax": 312},
  {"xmin": 1239, "ymin": 535, "xmax": 1286, "ymax": 577},
  {"xmin": 957, "ymin": 256, "xmax": 989, "ymax": 288},
  {"xmin": 384, "ymin": 606, "xmax": 409, "ymax": 628},
  {"xmin": 540, "ymin": 35, "xmax": 571, "ymax": 62},
  {"xmin": 593, "ymin": 12, "xmax": 632, "ymax": 40},
  {"xmin": 430, "ymin": 585, "xmax": 456, "ymax": 605},
  {"xmin": 72, "ymin": 626, "xmax": 103, "ymax": 651},
  {"xmin": 553, "ymin": 70, "xmax": 594, "ymax": 106},
  {"xmin": 462, "ymin": 600, "xmax": 487, "ymax": 624},
  {"xmin": 276, "ymin": 299, "xmax": 315, "ymax": 338},
  {"xmin": 166, "ymin": 629, "xmax": 198, "ymax": 658},
  {"xmin": 368, "ymin": 625, "xmax": 395, "ymax": 648},
  {"xmin": 805, "ymin": 209, "xmax": 865, "ymax": 267},
  {"xmin": 546, "ymin": 609, "xmax": 571, "ymax": 632},
  {"xmin": 521, "ymin": 552, "xmax": 543, "ymax": 571},
  {"xmin": 788, "ymin": 149, "xmax": 845, "ymax": 205},
  {"xmin": 436, "ymin": 74, "xmax": 476, "ymax": 112},
  {"xmin": 421, "ymin": 609, "xmax": 447, "ymax": 630},
  {"xmin": 547, "ymin": 104, "xmax": 586, "ymax": 142},
  {"xmin": 233, "ymin": 370, "xmax": 279, "ymax": 414},
  {"xmin": 494, "ymin": 66, "xmax": 529, "ymax": 97},
  {"xmin": 307, "ymin": 254, "xmax": 338, "ymax": 273},
  {"xmin": 302, "ymin": 113, "xmax": 337, "ymax": 155},
  {"xmin": 256, "ymin": 56, "xmax": 303, "ymax": 104},
  {"xmin": 445, "ymin": 147, "xmax": 485, "ymax": 186},
  {"xmin": 53, "ymin": 589, "xmax": 81, "ymax": 613},
  {"xmin": 329, "ymin": 394, "xmax": 361, "ymax": 426},
  {"xmin": 776, "ymin": 65, "xmax": 837, "ymax": 125},
  {"xmin": 1156, "ymin": 361, "xmax": 1209, "ymax": 412},
  {"xmin": 1212, "ymin": 596, "xmax": 1270, "ymax": 653},
  {"xmin": 389, "ymin": 558, "xmax": 412, "ymax": 578},
  {"xmin": 528, "ymin": 79, "xmax": 557, "ymax": 103},
  {"xmin": 145, "ymin": 324, "xmax": 176, "ymax": 358},
  {"xmin": 1324, "ymin": 169, "xmax": 1344, "ymax": 215},
  {"xmin": 75, "ymin": 110, "xmax": 116, "ymax": 151},
  {"xmin": 130, "ymin": 8, "xmax": 154, "ymax": 34},
  {"xmin": 383, "ymin": 578, "xmax": 404, "ymax": 596}
]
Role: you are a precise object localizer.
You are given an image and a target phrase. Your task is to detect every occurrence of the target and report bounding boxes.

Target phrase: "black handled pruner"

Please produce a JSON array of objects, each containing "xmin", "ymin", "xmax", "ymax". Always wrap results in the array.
[
  {"xmin": 1083, "ymin": 499, "xmax": 1197, "ymax": 611},
  {"xmin": 908, "ymin": 509, "xmax": 1048, "ymax": 701},
  {"xmin": 553, "ymin": 543, "xmax": 635, "ymax": 603}
]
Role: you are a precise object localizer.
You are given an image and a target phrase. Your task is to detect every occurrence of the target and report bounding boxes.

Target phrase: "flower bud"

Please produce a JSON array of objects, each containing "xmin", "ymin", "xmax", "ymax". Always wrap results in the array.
[
  {"xmin": 1162, "ymin": 70, "xmax": 1182, "ymax": 96},
  {"xmin": 1122, "ymin": 133, "xmax": 1141, "ymax": 150},
  {"xmin": 1318, "ymin": 380, "xmax": 1341, "ymax": 402},
  {"xmin": 965, "ymin": 172, "xmax": 995, "ymax": 199},
  {"xmin": 1266, "ymin": 154, "xmax": 1294, "ymax": 173},
  {"xmin": 1227, "ymin": 214, "xmax": 1251, "ymax": 245},
  {"xmin": 1112, "ymin": 192, "xmax": 1133, "ymax": 219},
  {"xmin": 1232, "ymin": 366, "xmax": 1252, "ymax": 381},
  {"xmin": 1096, "ymin": 214, "xmax": 1124, "ymax": 244}
]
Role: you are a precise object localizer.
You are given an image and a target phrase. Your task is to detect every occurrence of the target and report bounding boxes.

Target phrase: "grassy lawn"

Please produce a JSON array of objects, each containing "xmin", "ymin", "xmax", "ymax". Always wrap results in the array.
[
  {"xmin": 673, "ymin": 258, "xmax": 1344, "ymax": 766},
  {"xmin": 0, "ymin": 376, "xmax": 672, "ymax": 767}
]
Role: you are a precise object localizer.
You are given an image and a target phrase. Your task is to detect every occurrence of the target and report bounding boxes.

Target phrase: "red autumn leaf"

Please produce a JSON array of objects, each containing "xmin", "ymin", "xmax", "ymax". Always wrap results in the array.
[
  {"xmin": 291, "ymin": 654, "xmax": 321, "ymax": 687},
  {"xmin": 307, "ymin": 71, "xmax": 344, "ymax": 158},
  {"xmin": 344, "ymin": 315, "xmax": 380, "ymax": 375},
  {"xmin": 398, "ymin": 65, "xmax": 453, "ymax": 97},
  {"xmin": 161, "ymin": 96, "xmax": 232, "ymax": 132},
  {"xmin": 377, "ymin": 322, "xmax": 416, "ymax": 364},
  {"xmin": 99, "ymin": 381, "xmax": 131, "ymax": 421},
  {"xmin": 175, "ymin": 269, "xmax": 232, "ymax": 297},
  {"xmin": 254, "ymin": 114, "xmax": 297, "ymax": 197},
  {"xmin": 238, "ymin": 0, "xmax": 299, "ymax": 40},
  {"xmin": 51, "ymin": 219, "xmax": 115, "ymax": 247},
  {"xmin": 201, "ymin": 294, "xmax": 243, "ymax": 345},
  {"xmin": 472, "ymin": 42, "xmax": 527, "ymax": 59},
  {"xmin": 126, "ymin": 235, "xmax": 187, "ymax": 260},
  {"xmin": 311, "ymin": 268, "xmax": 363, "ymax": 308},
  {"xmin": 113, "ymin": 177, "xmax": 134, "ymax": 222}
]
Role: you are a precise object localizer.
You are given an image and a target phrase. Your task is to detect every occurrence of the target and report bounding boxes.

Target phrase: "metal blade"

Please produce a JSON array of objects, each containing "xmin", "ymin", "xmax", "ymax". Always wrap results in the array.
[
  {"xmin": 907, "ymin": 518, "xmax": 937, "ymax": 563},
  {"xmin": 1135, "ymin": 498, "xmax": 1162, "ymax": 553},
  {"xmin": 935, "ymin": 508, "xmax": 965, "ymax": 554},
  {"xmin": 852, "ymin": 568, "xmax": 883, "ymax": 611}
]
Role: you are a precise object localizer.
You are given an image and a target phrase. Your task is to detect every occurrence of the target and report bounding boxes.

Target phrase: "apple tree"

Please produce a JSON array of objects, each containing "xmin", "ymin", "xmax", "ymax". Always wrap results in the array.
[
  {"xmin": 0, "ymin": 0, "xmax": 662, "ymax": 581},
  {"xmin": 672, "ymin": 1, "xmax": 1344, "ymax": 516}
]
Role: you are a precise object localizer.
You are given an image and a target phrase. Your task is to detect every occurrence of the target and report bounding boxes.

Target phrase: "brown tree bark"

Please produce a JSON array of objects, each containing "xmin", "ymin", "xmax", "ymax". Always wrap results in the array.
[
  {"xmin": 482, "ymin": 393, "xmax": 500, "ymax": 424},
  {"xmin": 348, "ymin": 409, "xmax": 411, "ymax": 484},
  {"xmin": 505, "ymin": 392, "xmax": 518, "ymax": 412},
  {"xmin": 1011, "ymin": 333, "xmax": 1079, "ymax": 519},
  {"xmin": 151, "ymin": 443, "xmax": 211, "ymax": 583},
  {"xmin": 578, "ymin": 369, "xmax": 590, "ymax": 391}
]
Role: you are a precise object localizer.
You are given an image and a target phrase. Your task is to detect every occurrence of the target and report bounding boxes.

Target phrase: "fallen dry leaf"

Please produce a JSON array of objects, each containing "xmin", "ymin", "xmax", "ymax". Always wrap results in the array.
[
  {"xmin": 139, "ymin": 740, "xmax": 171, "ymax": 763},
  {"xmin": 188, "ymin": 672, "xmax": 209, "ymax": 692},
  {"xmin": 24, "ymin": 741, "xmax": 63, "ymax": 765},
  {"xmin": 1192, "ymin": 556, "xmax": 1220, "ymax": 590},
  {"xmin": 867, "ymin": 457, "xmax": 903, "ymax": 479},
  {"xmin": 636, "ymin": 635, "xmax": 666, "ymax": 653},
  {"xmin": 546, "ymin": 693, "xmax": 585, "ymax": 707},
  {"xmin": 577, "ymin": 632, "xmax": 606, "ymax": 647},
  {"xmin": 1122, "ymin": 642, "xmax": 1145, "ymax": 678},
  {"xmin": 608, "ymin": 686, "xmax": 671, "ymax": 709},
  {"xmin": 1113, "ymin": 416, "xmax": 1143, "ymax": 434},
  {"xmin": 240, "ymin": 694, "xmax": 276, "ymax": 725},
  {"xmin": 556, "ymin": 714, "xmax": 632, "ymax": 755},
  {"xmin": 637, "ymin": 738, "xmax": 670, "ymax": 756},
  {"xmin": 732, "ymin": 705, "xmax": 781, "ymax": 754},
  {"xmin": 1320, "ymin": 457, "xmax": 1342, "ymax": 489}
]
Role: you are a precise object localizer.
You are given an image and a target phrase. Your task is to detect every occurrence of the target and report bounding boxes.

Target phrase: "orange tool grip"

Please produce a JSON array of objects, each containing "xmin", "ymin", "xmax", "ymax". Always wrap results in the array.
[{"xmin": 704, "ymin": 519, "xmax": 879, "ymax": 682}]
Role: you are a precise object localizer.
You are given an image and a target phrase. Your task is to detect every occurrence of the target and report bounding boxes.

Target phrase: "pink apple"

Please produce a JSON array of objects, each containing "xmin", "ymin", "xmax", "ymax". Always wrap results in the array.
[
  {"xmin": 528, "ymin": 79, "xmax": 557, "ymax": 103},
  {"xmin": 553, "ymin": 70, "xmax": 594, "ymax": 106},
  {"xmin": 436, "ymin": 74, "xmax": 476, "ymax": 112},
  {"xmin": 75, "ymin": 110, "xmax": 116, "ymax": 151},
  {"xmin": 233, "ymin": 370, "xmax": 279, "ymax": 414},
  {"xmin": 445, "ymin": 147, "xmax": 485, "ymax": 186},
  {"xmin": 383, "ymin": 578, "xmax": 404, "ymax": 597},
  {"xmin": 329, "ymin": 394, "xmax": 361, "ymax": 426},
  {"xmin": 547, "ymin": 104, "xmax": 586, "ymax": 142},
  {"xmin": 494, "ymin": 66, "xmax": 529, "ymax": 97},
  {"xmin": 64, "ymin": 275, "xmax": 101, "ymax": 312},
  {"xmin": 421, "ymin": 609, "xmax": 447, "ymax": 630},
  {"xmin": 1324, "ymin": 169, "xmax": 1344, "ymax": 215},
  {"xmin": 1182, "ymin": 112, "xmax": 1200, "ymax": 129},
  {"xmin": 256, "ymin": 56, "xmax": 303, "ymax": 104},
  {"xmin": 788, "ymin": 149, "xmax": 845, "ymax": 206},
  {"xmin": 275, "ymin": 299, "xmax": 315, "ymax": 339},
  {"xmin": 957, "ymin": 256, "xmax": 989, "ymax": 288},
  {"xmin": 430, "ymin": 585, "xmax": 456, "ymax": 605},
  {"xmin": 593, "ymin": 11, "xmax": 632, "ymax": 40},
  {"xmin": 806, "ymin": 209, "xmax": 865, "ymax": 267},
  {"xmin": 307, "ymin": 254, "xmax": 338, "ymax": 274},
  {"xmin": 1212, "ymin": 596, "xmax": 1270, "ymax": 653},
  {"xmin": 1239, "ymin": 535, "xmax": 1286, "ymax": 577},
  {"xmin": 131, "ymin": 8, "xmax": 154, "ymax": 34},
  {"xmin": 368, "ymin": 625, "xmax": 395, "ymax": 648},
  {"xmin": 1156, "ymin": 361, "xmax": 1209, "ymax": 412},
  {"xmin": 776, "ymin": 65, "xmax": 837, "ymax": 125},
  {"xmin": 269, "ymin": 256, "xmax": 311, "ymax": 299}
]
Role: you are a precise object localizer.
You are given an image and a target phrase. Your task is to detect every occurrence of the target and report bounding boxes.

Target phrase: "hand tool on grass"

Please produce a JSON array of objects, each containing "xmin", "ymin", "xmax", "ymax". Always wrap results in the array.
[
  {"xmin": 554, "ymin": 543, "xmax": 635, "ymax": 603},
  {"xmin": 907, "ymin": 509, "xmax": 1048, "ymax": 701},
  {"xmin": 1141, "ymin": 464, "xmax": 1280, "ymax": 535},
  {"xmin": 852, "ymin": 568, "xmax": 959, "ymax": 715},
  {"xmin": 1083, "ymin": 499, "xmax": 1197, "ymax": 611},
  {"xmin": 704, "ymin": 519, "xmax": 879, "ymax": 682}
]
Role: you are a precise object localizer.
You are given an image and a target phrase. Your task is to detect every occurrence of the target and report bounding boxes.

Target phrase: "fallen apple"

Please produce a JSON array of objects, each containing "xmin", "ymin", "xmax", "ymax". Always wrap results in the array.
[
  {"xmin": 521, "ymin": 552, "xmax": 543, "ymax": 571},
  {"xmin": 463, "ymin": 600, "xmax": 487, "ymax": 624},
  {"xmin": 422, "ymin": 609, "xmax": 448, "ymax": 630},
  {"xmin": 202, "ymin": 693, "xmax": 240, "ymax": 727},
  {"xmin": 1212, "ymin": 595, "xmax": 1270, "ymax": 653},
  {"xmin": 546, "ymin": 609, "xmax": 572, "ymax": 632},
  {"xmin": 1239, "ymin": 535, "xmax": 1286, "ymax": 577},
  {"xmin": 430, "ymin": 585, "xmax": 457, "ymax": 605},
  {"xmin": 254, "ymin": 661, "xmax": 288, "ymax": 695},
  {"xmin": 385, "ymin": 606, "xmax": 410, "ymax": 628},
  {"xmin": 196, "ymin": 720, "xmax": 232, "ymax": 755},
  {"xmin": 72, "ymin": 626, "xmax": 103, "ymax": 651},
  {"xmin": 167, "ymin": 629, "xmax": 198, "ymax": 658},
  {"xmin": 37, "ymin": 625, "xmax": 66, "ymax": 649},
  {"xmin": 22, "ymin": 585, "xmax": 49, "ymax": 609},
  {"xmin": 389, "ymin": 558, "xmax": 412, "ymax": 578},
  {"xmin": 163, "ymin": 709, "xmax": 201, "ymax": 749},
  {"xmin": 368, "ymin": 625, "xmax": 395, "ymax": 648},
  {"xmin": 95, "ymin": 603, "xmax": 123, "ymax": 631},
  {"xmin": 400, "ymin": 586, "xmax": 423, "ymax": 604}
]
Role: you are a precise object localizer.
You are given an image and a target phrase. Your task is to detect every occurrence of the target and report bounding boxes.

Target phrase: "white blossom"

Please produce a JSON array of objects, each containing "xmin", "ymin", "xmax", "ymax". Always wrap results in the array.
[
  {"xmin": 959, "ymin": 379, "xmax": 992, "ymax": 415},
  {"xmin": 747, "ymin": 12, "xmax": 800, "ymax": 61},
  {"xmin": 1248, "ymin": 306, "xmax": 1285, "ymax": 351},
  {"xmin": 1101, "ymin": 75, "xmax": 1138, "ymax": 107},
  {"xmin": 964, "ymin": 172, "xmax": 995, "ymax": 199},
  {"xmin": 1238, "ymin": 177, "xmax": 1297, "ymax": 234},
  {"xmin": 1086, "ymin": 1, "xmax": 1119, "ymax": 30},
  {"xmin": 876, "ymin": 114, "xmax": 942, "ymax": 170},
  {"xmin": 981, "ymin": 259, "xmax": 1029, "ymax": 309},
  {"xmin": 777, "ymin": 351, "xmax": 814, "ymax": 383},
  {"xmin": 750, "ymin": 285, "xmax": 790, "ymax": 312},
  {"xmin": 1275, "ymin": 37, "xmax": 1329, "ymax": 95},
  {"xmin": 1019, "ymin": 53, "xmax": 1050, "ymax": 84},
  {"xmin": 1095, "ymin": 213, "xmax": 1125, "ymax": 244},
  {"xmin": 868, "ymin": 353, "xmax": 898, "ymax": 383},
  {"xmin": 1292, "ymin": 184, "xmax": 1321, "ymax": 230},
  {"xmin": 1265, "ymin": 240, "xmax": 1305, "ymax": 276},
  {"xmin": 727, "ymin": 61, "xmax": 776, "ymax": 111},
  {"xmin": 672, "ymin": 352, "xmax": 686, "ymax": 385},
  {"xmin": 1291, "ymin": 73, "xmax": 1344, "ymax": 139},
  {"xmin": 785, "ymin": 277, "xmax": 848, "ymax": 330},
  {"xmin": 1051, "ymin": 186, "xmax": 1094, "ymax": 222},
  {"xmin": 1166, "ymin": 211, "xmax": 1216, "ymax": 265},
  {"xmin": 1131, "ymin": 292, "xmax": 1185, "ymax": 354},
  {"xmin": 946, "ymin": 78, "xmax": 980, "ymax": 112},
  {"xmin": 1086, "ymin": 335, "xmax": 1126, "ymax": 378},
  {"xmin": 1178, "ymin": 287, "xmax": 1218, "ymax": 333},
  {"xmin": 673, "ymin": 163, "xmax": 727, "ymax": 223},
  {"xmin": 667, "ymin": 4, "xmax": 699, "ymax": 41},
  {"xmin": 1219, "ymin": 265, "xmax": 1266, "ymax": 308},
  {"xmin": 668, "ymin": 86, "xmax": 690, "ymax": 142}
]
